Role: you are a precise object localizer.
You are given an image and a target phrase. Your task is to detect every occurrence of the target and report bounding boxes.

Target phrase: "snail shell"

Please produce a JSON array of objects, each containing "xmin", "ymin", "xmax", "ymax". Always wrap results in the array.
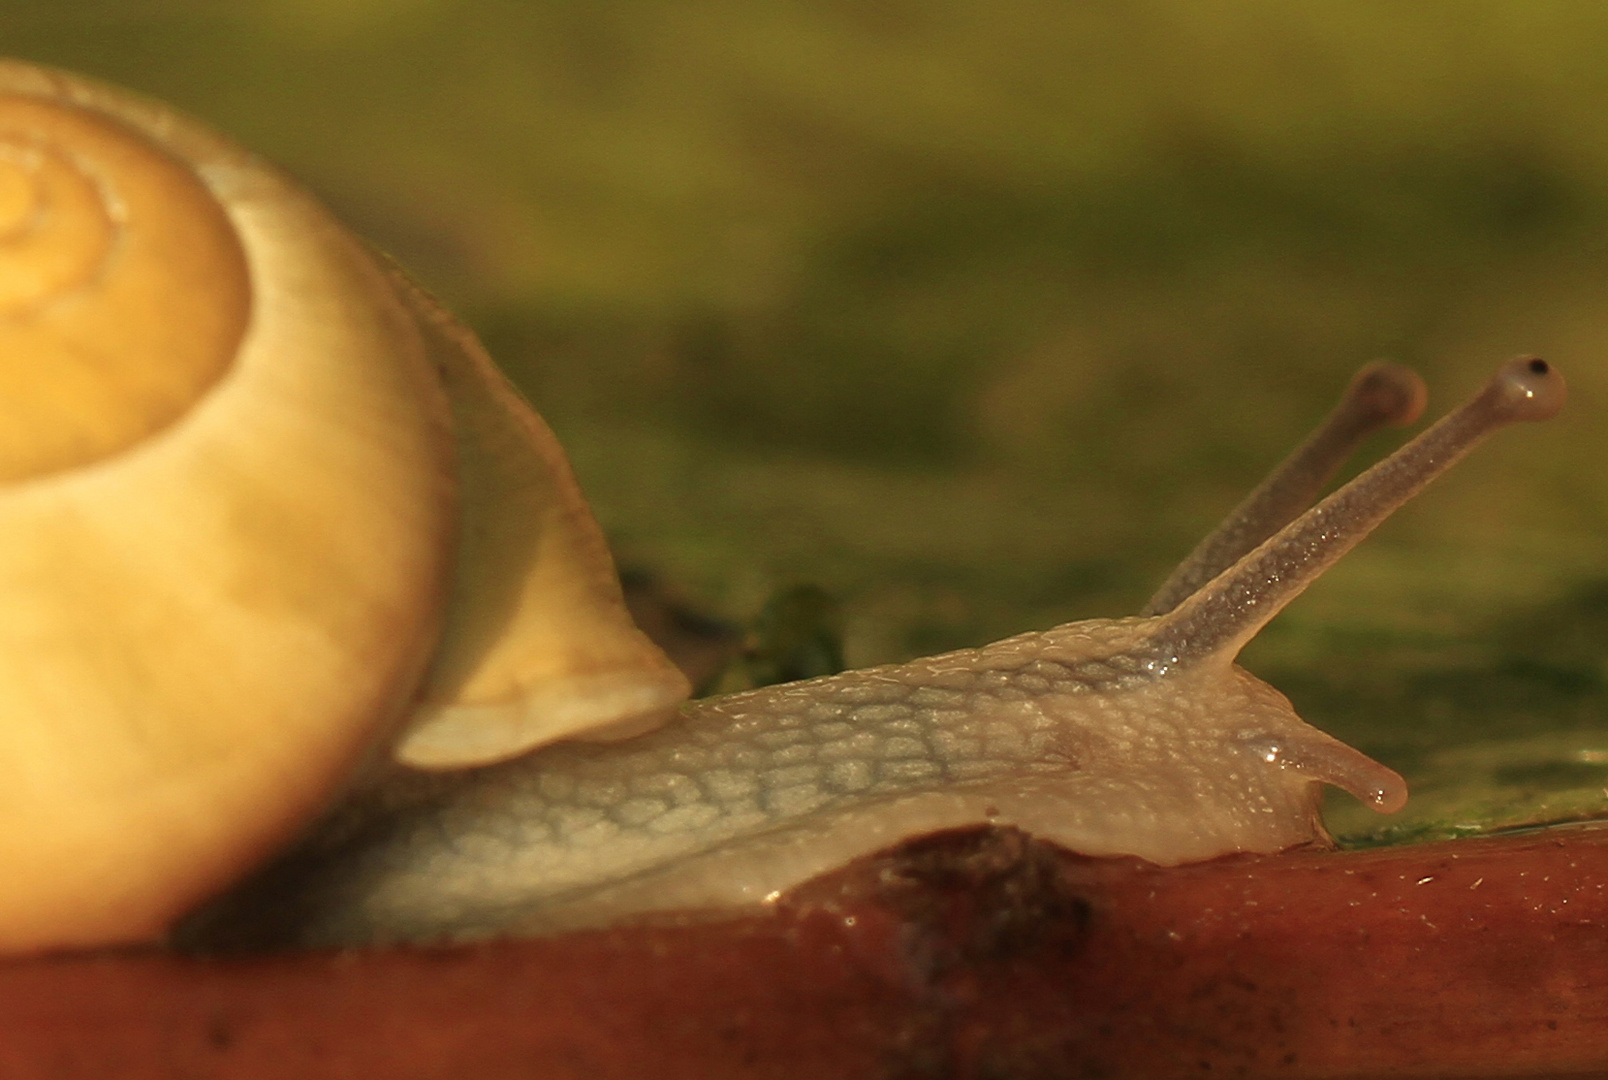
[{"xmin": 0, "ymin": 60, "xmax": 687, "ymax": 952}]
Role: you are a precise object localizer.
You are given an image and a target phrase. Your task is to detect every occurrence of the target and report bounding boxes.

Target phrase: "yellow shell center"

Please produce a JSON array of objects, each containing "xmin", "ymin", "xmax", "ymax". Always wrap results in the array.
[{"xmin": 0, "ymin": 96, "xmax": 250, "ymax": 482}]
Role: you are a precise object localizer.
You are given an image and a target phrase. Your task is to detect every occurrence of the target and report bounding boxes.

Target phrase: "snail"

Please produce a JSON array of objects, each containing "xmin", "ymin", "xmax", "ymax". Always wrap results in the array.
[{"xmin": 0, "ymin": 60, "xmax": 1567, "ymax": 955}]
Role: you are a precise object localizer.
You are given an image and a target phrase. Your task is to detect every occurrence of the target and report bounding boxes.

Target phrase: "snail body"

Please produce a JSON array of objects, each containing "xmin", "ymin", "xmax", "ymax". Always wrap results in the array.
[
  {"xmin": 183, "ymin": 356, "xmax": 1564, "ymax": 947},
  {"xmin": 0, "ymin": 60, "xmax": 1568, "ymax": 954}
]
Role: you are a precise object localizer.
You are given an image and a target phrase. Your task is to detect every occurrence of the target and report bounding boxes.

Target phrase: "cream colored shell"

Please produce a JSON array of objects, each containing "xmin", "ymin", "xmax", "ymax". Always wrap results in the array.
[{"xmin": 0, "ymin": 60, "xmax": 687, "ymax": 952}]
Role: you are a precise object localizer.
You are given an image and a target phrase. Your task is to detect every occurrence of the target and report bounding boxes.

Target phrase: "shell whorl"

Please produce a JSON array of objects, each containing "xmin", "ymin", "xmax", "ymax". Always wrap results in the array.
[{"xmin": 0, "ymin": 93, "xmax": 249, "ymax": 482}]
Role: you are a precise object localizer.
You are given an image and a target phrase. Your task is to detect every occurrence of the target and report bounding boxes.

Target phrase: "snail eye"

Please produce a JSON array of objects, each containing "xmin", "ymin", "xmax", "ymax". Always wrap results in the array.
[{"xmin": 1150, "ymin": 357, "xmax": 1565, "ymax": 666}]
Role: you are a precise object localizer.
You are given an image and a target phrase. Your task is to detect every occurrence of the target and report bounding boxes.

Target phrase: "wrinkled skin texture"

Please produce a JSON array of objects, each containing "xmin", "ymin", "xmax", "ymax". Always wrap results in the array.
[{"xmin": 181, "ymin": 620, "xmax": 1391, "ymax": 947}]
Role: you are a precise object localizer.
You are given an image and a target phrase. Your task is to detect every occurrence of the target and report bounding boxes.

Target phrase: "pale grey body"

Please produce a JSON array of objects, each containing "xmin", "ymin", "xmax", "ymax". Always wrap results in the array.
[
  {"xmin": 188, "ymin": 621, "xmax": 1375, "ymax": 945},
  {"xmin": 181, "ymin": 358, "xmax": 1563, "ymax": 949}
]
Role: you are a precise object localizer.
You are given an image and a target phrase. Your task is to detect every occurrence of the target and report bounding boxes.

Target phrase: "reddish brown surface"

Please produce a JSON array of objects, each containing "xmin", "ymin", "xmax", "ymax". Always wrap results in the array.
[{"xmin": 3, "ymin": 826, "xmax": 1608, "ymax": 1079}]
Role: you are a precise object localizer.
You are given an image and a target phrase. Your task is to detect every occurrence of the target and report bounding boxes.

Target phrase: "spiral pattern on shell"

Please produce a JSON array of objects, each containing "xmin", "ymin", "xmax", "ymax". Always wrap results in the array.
[{"xmin": 0, "ymin": 93, "xmax": 249, "ymax": 481}]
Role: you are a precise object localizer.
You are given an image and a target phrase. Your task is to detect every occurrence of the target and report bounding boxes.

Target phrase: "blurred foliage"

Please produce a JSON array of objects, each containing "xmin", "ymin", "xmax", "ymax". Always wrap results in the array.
[
  {"xmin": 13, "ymin": 0, "xmax": 1608, "ymax": 842},
  {"xmin": 712, "ymin": 583, "xmax": 847, "ymax": 694}
]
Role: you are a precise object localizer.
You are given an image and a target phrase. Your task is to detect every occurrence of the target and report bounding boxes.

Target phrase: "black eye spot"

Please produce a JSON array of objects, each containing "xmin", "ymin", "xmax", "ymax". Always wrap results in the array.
[{"xmin": 1529, "ymin": 358, "xmax": 1550, "ymax": 375}]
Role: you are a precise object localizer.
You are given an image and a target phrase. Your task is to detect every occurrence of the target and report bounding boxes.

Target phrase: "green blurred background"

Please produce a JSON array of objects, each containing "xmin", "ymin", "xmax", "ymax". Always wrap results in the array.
[{"xmin": 16, "ymin": 0, "xmax": 1608, "ymax": 844}]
